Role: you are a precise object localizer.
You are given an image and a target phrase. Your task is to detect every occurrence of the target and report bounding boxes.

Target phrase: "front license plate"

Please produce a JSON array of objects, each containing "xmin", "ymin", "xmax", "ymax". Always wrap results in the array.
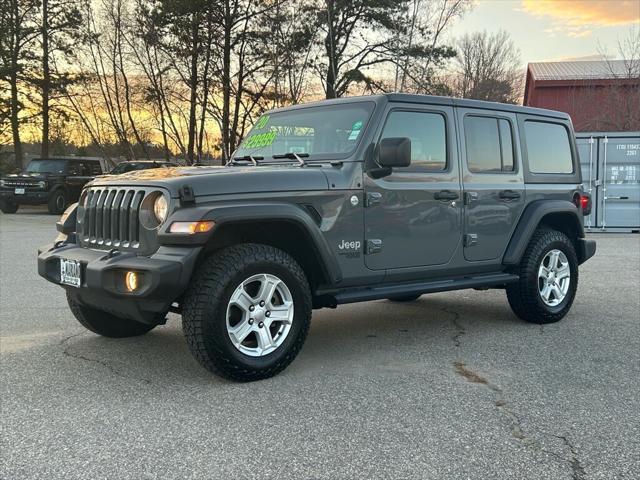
[
  {"xmin": 14, "ymin": 188, "xmax": 25, "ymax": 194},
  {"xmin": 60, "ymin": 259, "xmax": 82, "ymax": 287}
]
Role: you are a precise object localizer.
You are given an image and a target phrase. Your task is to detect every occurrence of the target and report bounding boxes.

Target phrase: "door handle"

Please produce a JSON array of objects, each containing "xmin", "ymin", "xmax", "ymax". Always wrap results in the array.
[
  {"xmin": 434, "ymin": 190, "xmax": 459, "ymax": 201},
  {"xmin": 499, "ymin": 190, "xmax": 521, "ymax": 200}
]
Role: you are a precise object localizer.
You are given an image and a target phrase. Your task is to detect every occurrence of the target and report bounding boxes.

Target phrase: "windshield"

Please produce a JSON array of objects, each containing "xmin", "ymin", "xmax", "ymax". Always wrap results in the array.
[
  {"xmin": 235, "ymin": 102, "xmax": 375, "ymax": 160},
  {"xmin": 111, "ymin": 162, "xmax": 159, "ymax": 174},
  {"xmin": 25, "ymin": 159, "xmax": 67, "ymax": 174}
]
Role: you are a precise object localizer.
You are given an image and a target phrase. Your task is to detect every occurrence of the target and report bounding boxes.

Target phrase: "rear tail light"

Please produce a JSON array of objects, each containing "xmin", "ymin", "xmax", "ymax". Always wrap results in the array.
[{"xmin": 577, "ymin": 194, "xmax": 592, "ymax": 216}]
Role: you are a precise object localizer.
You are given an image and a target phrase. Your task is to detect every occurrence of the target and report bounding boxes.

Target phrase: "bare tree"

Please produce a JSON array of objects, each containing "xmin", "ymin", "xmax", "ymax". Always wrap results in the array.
[
  {"xmin": 453, "ymin": 30, "xmax": 522, "ymax": 104},
  {"xmin": 2, "ymin": 0, "xmax": 40, "ymax": 167}
]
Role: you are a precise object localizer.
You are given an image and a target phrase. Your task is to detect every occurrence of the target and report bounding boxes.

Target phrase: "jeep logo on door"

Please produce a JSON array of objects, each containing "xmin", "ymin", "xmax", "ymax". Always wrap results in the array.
[{"xmin": 338, "ymin": 240, "xmax": 361, "ymax": 258}]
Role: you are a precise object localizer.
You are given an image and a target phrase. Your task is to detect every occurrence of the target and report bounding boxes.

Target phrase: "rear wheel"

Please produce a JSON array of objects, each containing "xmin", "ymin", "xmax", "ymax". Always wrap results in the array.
[
  {"xmin": 48, "ymin": 190, "xmax": 67, "ymax": 214},
  {"xmin": 0, "ymin": 200, "xmax": 18, "ymax": 214},
  {"xmin": 506, "ymin": 229, "xmax": 578, "ymax": 324},
  {"xmin": 182, "ymin": 243, "xmax": 312, "ymax": 382},
  {"xmin": 67, "ymin": 292, "xmax": 157, "ymax": 337}
]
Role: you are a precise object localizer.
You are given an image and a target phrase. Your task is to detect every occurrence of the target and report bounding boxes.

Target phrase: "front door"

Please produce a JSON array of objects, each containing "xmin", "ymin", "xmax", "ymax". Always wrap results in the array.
[
  {"xmin": 457, "ymin": 109, "xmax": 525, "ymax": 261},
  {"xmin": 364, "ymin": 105, "xmax": 462, "ymax": 270}
]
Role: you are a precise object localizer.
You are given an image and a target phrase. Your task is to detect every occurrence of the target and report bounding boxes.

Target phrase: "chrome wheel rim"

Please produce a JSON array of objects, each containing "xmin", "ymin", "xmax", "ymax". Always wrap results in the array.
[
  {"xmin": 56, "ymin": 194, "xmax": 65, "ymax": 210},
  {"xmin": 538, "ymin": 249, "xmax": 571, "ymax": 307},
  {"xmin": 226, "ymin": 273, "xmax": 294, "ymax": 357}
]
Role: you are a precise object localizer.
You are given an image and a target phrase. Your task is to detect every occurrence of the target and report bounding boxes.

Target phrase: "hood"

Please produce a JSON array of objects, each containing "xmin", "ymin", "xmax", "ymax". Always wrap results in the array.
[{"xmin": 88, "ymin": 164, "xmax": 330, "ymax": 197}]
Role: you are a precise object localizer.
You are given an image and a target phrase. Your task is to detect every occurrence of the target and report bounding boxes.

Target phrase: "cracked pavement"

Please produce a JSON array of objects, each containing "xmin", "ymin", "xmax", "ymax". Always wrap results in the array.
[{"xmin": 2, "ymin": 209, "xmax": 639, "ymax": 479}]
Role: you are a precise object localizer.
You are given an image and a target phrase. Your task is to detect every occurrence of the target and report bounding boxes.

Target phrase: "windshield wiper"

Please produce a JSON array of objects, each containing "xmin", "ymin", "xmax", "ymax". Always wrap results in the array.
[
  {"xmin": 272, "ymin": 152, "xmax": 309, "ymax": 167},
  {"xmin": 227, "ymin": 155, "xmax": 264, "ymax": 166}
]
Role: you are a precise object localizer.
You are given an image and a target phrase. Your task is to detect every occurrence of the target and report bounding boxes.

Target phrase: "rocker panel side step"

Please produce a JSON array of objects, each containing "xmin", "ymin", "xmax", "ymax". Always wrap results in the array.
[{"xmin": 332, "ymin": 273, "xmax": 519, "ymax": 305}]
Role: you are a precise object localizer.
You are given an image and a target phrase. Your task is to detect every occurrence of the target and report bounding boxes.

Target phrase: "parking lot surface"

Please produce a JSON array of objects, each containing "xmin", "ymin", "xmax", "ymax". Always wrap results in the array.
[{"xmin": 1, "ymin": 208, "xmax": 639, "ymax": 480}]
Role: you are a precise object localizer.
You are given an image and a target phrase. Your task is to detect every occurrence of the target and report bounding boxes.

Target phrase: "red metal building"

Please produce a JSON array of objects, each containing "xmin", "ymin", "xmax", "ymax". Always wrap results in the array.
[{"xmin": 523, "ymin": 60, "xmax": 640, "ymax": 132}]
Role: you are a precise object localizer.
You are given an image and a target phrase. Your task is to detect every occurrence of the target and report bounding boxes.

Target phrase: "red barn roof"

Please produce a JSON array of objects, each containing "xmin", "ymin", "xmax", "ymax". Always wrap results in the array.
[{"xmin": 524, "ymin": 60, "xmax": 640, "ymax": 132}]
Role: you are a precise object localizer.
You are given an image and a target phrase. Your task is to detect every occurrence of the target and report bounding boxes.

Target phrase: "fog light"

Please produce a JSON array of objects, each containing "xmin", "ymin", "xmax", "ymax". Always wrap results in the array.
[{"xmin": 125, "ymin": 271, "xmax": 140, "ymax": 292}]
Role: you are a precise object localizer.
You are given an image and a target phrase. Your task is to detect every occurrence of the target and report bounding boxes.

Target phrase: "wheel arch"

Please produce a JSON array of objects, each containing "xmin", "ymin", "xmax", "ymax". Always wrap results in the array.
[
  {"xmin": 503, "ymin": 200, "xmax": 586, "ymax": 266},
  {"xmin": 159, "ymin": 202, "xmax": 342, "ymax": 290}
]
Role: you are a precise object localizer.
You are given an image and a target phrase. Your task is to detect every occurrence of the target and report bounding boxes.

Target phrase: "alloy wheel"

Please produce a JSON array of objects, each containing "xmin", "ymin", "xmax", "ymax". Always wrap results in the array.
[{"xmin": 225, "ymin": 273, "xmax": 294, "ymax": 357}]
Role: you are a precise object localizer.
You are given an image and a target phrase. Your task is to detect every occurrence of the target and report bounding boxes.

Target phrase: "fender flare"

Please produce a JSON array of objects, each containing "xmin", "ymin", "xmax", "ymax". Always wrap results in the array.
[
  {"xmin": 158, "ymin": 201, "xmax": 342, "ymax": 285},
  {"xmin": 502, "ymin": 200, "xmax": 584, "ymax": 266}
]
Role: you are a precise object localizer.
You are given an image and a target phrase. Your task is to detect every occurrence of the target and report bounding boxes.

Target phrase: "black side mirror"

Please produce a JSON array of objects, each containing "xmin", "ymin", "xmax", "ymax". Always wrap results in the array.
[{"xmin": 378, "ymin": 137, "xmax": 411, "ymax": 168}]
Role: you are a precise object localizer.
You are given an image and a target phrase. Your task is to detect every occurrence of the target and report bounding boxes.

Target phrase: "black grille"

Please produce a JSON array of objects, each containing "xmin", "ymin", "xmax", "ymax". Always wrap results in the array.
[
  {"xmin": 2, "ymin": 180, "xmax": 40, "ymax": 189},
  {"xmin": 79, "ymin": 187, "xmax": 147, "ymax": 249}
]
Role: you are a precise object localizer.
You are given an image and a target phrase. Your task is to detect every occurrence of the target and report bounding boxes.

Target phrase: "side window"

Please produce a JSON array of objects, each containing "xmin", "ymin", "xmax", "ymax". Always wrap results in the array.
[
  {"xmin": 66, "ymin": 161, "xmax": 81, "ymax": 175},
  {"xmin": 87, "ymin": 161, "xmax": 102, "ymax": 175},
  {"xmin": 380, "ymin": 111, "xmax": 447, "ymax": 172},
  {"xmin": 524, "ymin": 121, "xmax": 573, "ymax": 174},
  {"xmin": 464, "ymin": 116, "xmax": 515, "ymax": 173}
]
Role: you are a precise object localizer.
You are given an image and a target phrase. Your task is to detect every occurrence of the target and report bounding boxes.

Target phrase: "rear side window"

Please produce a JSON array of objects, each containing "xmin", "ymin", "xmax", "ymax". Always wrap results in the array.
[
  {"xmin": 464, "ymin": 116, "xmax": 515, "ymax": 173},
  {"xmin": 380, "ymin": 111, "xmax": 447, "ymax": 172},
  {"xmin": 524, "ymin": 121, "xmax": 573, "ymax": 174}
]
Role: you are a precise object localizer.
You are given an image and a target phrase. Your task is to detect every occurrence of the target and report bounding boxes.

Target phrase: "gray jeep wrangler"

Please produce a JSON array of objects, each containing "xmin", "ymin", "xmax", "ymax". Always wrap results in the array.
[{"xmin": 38, "ymin": 94, "xmax": 596, "ymax": 381}]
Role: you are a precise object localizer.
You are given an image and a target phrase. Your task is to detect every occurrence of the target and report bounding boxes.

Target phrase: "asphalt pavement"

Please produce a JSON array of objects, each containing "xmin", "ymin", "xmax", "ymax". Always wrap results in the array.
[{"xmin": 1, "ymin": 208, "xmax": 639, "ymax": 480}]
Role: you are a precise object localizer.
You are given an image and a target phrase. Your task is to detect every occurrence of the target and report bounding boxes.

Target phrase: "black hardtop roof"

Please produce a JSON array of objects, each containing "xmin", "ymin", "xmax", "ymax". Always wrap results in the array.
[
  {"xmin": 270, "ymin": 93, "xmax": 570, "ymax": 120},
  {"xmin": 33, "ymin": 156, "xmax": 103, "ymax": 161}
]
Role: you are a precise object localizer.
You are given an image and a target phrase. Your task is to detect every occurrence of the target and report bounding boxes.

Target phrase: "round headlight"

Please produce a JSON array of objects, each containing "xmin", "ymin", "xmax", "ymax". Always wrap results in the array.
[
  {"xmin": 37, "ymin": 181, "xmax": 46, "ymax": 188},
  {"xmin": 153, "ymin": 194, "xmax": 168, "ymax": 223}
]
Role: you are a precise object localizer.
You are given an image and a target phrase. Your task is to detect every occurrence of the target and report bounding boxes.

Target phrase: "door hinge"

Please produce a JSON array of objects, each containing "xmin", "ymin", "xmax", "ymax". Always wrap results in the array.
[
  {"xmin": 464, "ymin": 192, "xmax": 478, "ymax": 205},
  {"xmin": 366, "ymin": 239, "xmax": 383, "ymax": 254},
  {"xmin": 464, "ymin": 234, "xmax": 478, "ymax": 247},
  {"xmin": 366, "ymin": 192, "xmax": 382, "ymax": 207},
  {"xmin": 179, "ymin": 185, "xmax": 195, "ymax": 206}
]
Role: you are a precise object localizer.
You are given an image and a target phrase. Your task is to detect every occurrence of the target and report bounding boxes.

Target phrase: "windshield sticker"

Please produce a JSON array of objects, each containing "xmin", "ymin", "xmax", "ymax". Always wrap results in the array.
[
  {"xmin": 254, "ymin": 115, "xmax": 270, "ymax": 130},
  {"xmin": 348, "ymin": 120, "xmax": 363, "ymax": 141},
  {"xmin": 243, "ymin": 131, "xmax": 277, "ymax": 149}
]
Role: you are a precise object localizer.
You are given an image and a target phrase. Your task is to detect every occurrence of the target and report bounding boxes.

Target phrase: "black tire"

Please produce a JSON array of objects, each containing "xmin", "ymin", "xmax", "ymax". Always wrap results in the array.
[
  {"xmin": 48, "ymin": 189, "xmax": 67, "ymax": 214},
  {"xmin": 506, "ymin": 229, "xmax": 579, "ymax": 324},
  {"xmin": 182, "ymin": 243, "xmax": 312, "ymax": 382},
  {"xmin": 0, "ymin": 200, "xmax": 18, "ymax": 214},
  {"xmin": 67, "ymin": 291, "xmax": 156, "ymax": 338},
  {"xmin": 388, "ymin": 294, "xmax": 422, "ymax": 302}
]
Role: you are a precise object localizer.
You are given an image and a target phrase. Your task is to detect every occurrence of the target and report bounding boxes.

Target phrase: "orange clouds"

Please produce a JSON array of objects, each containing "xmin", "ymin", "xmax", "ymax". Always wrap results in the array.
[{"xmin": 521, "ymin": 0, "xmax": 639, "ymax": 38}]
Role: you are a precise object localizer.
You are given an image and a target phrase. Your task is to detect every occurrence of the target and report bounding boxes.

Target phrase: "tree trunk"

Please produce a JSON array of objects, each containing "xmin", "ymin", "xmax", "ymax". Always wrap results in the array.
[
  {"xmin": 41, "ymin": 0, "xmax": 50, "ymax": 159},
  {"xmin": 10, "ymin": 0, "xmax": 23, "ymax": 169},
  {"xmin": 186, "ymin": 13, "xmax": 199, "ymax": 165},
  {"xmin": 221, "ymin": 5, "xmax": 232, "ymax": 162}
]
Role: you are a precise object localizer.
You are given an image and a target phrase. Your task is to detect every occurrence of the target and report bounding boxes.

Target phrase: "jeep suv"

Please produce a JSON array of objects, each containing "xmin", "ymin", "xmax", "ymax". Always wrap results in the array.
[
  {"xmin": 37, "ymin": 94, "xmax": 596, "ymax": 381},
  {"xmin": 1, "ymin": 157, "xmax": 108, "ymax": 214}
]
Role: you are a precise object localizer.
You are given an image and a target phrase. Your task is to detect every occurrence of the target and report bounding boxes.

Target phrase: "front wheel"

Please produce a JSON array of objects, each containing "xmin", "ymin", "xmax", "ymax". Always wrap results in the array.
[
  {"xmin": 48, "ymin": 190, "xmax": 67, "ymax": 214},
  {"xmin": 0, "ymin": 200, "xmax": 18, "ymax": 214},
  {"xmin": 67, "ymin": 292, "xmax": 157, "ymax": 337},
  {"xmin": 182, "ymin": 243, "xmax": 312, "ymax": 381},
  {"xmin": 506, "ymin": 229, "xmax": 579, "ymax": 324}
]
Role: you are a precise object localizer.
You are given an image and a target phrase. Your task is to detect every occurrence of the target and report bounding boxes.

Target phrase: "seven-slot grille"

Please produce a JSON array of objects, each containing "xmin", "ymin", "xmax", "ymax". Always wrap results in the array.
[{"xmin": 80, "ymin": 187, "xmax": 146, "ymax": 249}]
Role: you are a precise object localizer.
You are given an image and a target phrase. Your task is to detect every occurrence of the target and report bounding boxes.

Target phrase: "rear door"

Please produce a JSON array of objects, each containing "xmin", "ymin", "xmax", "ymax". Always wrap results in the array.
[
  {"xmin": 457, "ymin": 109, "xmax": 525, "ymax": 262},
  {"xmin": 364, "ymin": 104, "xmax": 462, "ymax": 270}
]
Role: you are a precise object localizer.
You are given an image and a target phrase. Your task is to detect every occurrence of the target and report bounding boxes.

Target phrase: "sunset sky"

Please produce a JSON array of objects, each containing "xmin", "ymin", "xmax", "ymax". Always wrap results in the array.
[{"xmin": 452, "ymin": 0, "xmax": 639, "ymax": 63}]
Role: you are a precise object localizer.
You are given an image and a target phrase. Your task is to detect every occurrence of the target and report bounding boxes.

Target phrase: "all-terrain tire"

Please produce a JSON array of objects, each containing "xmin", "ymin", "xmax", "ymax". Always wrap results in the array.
[
  {"xmin": 67, "ymin": 291, "xmax": 157, "ymax": 337},
  {"xmin": 48, "ymin": 189, "xmax": 67, "ymax": 215},
  {"xmin": 182, "ymin": 243, "xmax": 312, "ymax": 382},
  {"xmin": 0, "ymin": 200, "xmax": 18, "ymax": 214},
  {"xmin": 506, "ymin": 229, "xmax": 579, "ymax": 324},
  {"xmin": 388, "ymin": 294, "xmax": 422, "ymax": 302}
]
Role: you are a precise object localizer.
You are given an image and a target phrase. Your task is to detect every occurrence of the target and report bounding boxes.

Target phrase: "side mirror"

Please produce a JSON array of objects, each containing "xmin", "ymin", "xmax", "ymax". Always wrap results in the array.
[{"xmin": 378, "ymin": 137, "xmax": 411, "ymax": 168}]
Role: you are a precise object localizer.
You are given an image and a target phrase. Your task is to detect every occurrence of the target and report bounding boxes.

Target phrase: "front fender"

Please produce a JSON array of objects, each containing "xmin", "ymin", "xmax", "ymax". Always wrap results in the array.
[{"xmin": 157, "ymin": 201, "xmax": 342, "ymax": 284}]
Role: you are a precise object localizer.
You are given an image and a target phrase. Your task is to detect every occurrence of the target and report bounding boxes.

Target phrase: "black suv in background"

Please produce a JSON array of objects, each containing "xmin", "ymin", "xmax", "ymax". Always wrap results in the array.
[{"xmin": 0, "ymin": 157, "xmax": 109, "ymax": 214}]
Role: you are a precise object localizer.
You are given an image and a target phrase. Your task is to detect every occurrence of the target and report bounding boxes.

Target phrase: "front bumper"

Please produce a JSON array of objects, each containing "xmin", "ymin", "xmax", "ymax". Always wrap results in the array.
[
  {"xmin": 38, "ymin": 242, "xmax": 202, "ymax": 323},
  {"xmin": 1, "ymin": 190, "xmax": 50, "ymax": 205}
]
